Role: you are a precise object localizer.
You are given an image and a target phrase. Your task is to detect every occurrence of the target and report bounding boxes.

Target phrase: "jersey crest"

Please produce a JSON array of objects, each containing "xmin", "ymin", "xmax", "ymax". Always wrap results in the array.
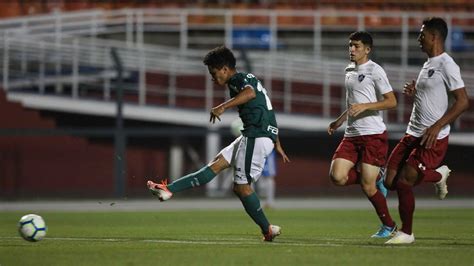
[{"xmin": 428, "ymin": 69, "xmax": 435, "ymax": 77}]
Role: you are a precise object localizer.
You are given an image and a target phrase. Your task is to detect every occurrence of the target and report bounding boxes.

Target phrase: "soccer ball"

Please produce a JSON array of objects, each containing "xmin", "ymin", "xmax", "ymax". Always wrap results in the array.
[
  {"xmin": 18, "ymin": 214, "xmax": 47, "ymax": 242},
  {"xmin": 230, "ymin": 118, "xmax": 244, "ymax": 137}
]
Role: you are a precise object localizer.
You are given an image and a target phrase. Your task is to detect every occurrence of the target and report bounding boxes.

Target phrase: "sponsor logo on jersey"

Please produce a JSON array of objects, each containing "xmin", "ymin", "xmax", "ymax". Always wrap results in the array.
[
  {"xmin": 358, "ymin": 74, "xmax": 365, "ymax": 82},
  {"xmin": 428, "ymin": 69, "xmax": 434, "ymax": 77},
  {"xmin": 418, "ymin": 163, "xmax": 426, "ymax": 171},
  {"xmin": 267, "ymin": 125, "xmax": 278, "ymax": 135}
]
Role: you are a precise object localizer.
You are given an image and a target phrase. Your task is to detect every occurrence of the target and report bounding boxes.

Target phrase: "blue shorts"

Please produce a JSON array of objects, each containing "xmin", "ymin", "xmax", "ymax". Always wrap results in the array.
[{"xmin": 262, "ymin": 150, "xmax": 277, "ymax": 177}]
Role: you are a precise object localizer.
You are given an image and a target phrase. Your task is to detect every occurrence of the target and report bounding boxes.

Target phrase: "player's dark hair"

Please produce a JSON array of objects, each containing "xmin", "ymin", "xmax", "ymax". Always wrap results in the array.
[
  {"xmin": 203, "ymin": 46, "xmax": 236, "ymax": 69},
  {"xmin": 423, "ymin": 17, "xmax": 448, "ymax": 42},
  {"xmin": 349, "ymin": 31, "xmax": 373, "ymax": 48}
]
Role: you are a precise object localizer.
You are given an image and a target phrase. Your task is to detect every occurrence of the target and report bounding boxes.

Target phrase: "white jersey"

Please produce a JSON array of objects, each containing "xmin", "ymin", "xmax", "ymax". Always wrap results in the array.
[
  {"xmin": 344, "ymin": 60, "xmax": 393, "ymax": 137},
  {"xmin": 407, "ymin": 53, "xmax": 465, "ymax": 139}
]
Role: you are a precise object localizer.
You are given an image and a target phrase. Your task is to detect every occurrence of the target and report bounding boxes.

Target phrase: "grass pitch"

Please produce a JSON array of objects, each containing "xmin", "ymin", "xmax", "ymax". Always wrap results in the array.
[{"xmin": 0, "ymin": 208, "xmax": 473, "ymax": 266}]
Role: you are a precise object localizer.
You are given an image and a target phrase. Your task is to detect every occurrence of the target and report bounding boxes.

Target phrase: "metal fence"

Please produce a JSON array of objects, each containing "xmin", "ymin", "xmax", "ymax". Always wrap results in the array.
[{"xmin": 1, "ymin": 8, "xmax": 473, "ymax": 128}]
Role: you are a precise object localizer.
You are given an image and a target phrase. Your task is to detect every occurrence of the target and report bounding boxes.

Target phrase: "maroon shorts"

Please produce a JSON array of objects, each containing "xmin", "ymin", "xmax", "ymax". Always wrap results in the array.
[
  {"xmin": 332, "ymin": 131, "xmax": 388, "ymax": 167},
  {"xmin": 387, "ymin": 134, "xmax": 449, "ymax": 173}
]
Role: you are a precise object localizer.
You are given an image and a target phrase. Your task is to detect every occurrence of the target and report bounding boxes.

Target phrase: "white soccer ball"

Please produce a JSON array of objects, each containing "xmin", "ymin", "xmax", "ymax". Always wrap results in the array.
[
  {"xmin": 230, "ymin": 118, "xmax": 244, "ymax": 137},
  {"xmin": 18, "ymin": 214, "xmax": 47, "ymax": 242}
]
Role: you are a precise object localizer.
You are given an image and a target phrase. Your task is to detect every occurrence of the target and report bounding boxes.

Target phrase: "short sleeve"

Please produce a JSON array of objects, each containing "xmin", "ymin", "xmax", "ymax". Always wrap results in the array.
[
  {"xmin": 242, "ymin": 74, "xmax": 257, "ymax": 92},
  {"xmin": 373, "ymin": 66, "xmax": 393, "ymax": 95},
  {"xmin": 442, "ymin": 61, "xmax": 465, "ymax": 91}
]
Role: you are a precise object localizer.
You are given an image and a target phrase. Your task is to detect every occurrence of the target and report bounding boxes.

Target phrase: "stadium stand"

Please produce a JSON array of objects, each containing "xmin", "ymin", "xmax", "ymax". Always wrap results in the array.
[{"xmin": 0, "ymin": 3, "xmax": 472, "ymax": 198}]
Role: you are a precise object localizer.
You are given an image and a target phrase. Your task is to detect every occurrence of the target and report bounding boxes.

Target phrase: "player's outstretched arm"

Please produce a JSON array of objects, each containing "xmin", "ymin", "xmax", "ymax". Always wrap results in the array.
[
  {"xmin": 328, "ymin": 110, "xmax": 348, "ymax": 135},
  {"xmin": 209, "ymin": 86, "xmax": 256, "ymax": 124},
  {"xmin": 275, "ymin": 136, "xmax": 290, "ymax": 163}
]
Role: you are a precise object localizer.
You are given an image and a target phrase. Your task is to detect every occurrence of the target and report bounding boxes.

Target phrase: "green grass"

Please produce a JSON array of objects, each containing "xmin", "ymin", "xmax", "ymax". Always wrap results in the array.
[{"xmin": 1, "ymin": 209, "xmax": 473, "ymax": 266}]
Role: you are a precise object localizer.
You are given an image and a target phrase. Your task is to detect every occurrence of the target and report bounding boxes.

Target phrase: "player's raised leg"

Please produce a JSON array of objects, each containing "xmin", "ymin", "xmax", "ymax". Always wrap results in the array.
[
  {"xmin": 417, "ymin": 164, "xmax": 451, "ymax": 200},
  {"xmin": 147, "ymin": 153, "xmax": 229, "ymax": 201},
  {"xmin": 329, "ymin": 158, "xmax": 357, "ymax": 186}
]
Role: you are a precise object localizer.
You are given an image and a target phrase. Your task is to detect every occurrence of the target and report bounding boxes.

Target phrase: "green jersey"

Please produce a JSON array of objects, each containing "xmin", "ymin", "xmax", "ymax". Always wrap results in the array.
[{"xmin": 227, "ymin": 72, "xmax": 278, "ymax": 142}]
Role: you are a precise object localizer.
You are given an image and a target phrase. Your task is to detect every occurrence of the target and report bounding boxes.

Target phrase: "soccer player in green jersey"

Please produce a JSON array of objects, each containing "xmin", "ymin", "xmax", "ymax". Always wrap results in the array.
[{"xmin": 147, "ymin": 46, "xmax": 290, "ymax": 241}]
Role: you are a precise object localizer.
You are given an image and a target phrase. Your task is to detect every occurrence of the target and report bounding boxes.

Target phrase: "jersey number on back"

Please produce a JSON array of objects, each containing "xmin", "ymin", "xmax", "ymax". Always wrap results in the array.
[{"xmin": 247, "ymin": 73, "xmax": 273, "ymax": 110}]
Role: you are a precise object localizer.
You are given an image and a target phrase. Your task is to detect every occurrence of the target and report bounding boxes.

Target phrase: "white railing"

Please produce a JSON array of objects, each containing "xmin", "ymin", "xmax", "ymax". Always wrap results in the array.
[
  {"xmin": 0, "ymin": 8, "xmax": 473, "ymax": 127},
  {"xmin": 1, "ymin": 9, "xmax": 472, "ymax": 61}
]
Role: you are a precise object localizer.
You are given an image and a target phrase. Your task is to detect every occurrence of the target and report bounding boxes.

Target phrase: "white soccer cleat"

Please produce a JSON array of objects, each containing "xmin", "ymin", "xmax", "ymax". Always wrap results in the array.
[
  {"xmin": 434, "ymin": 165, "xmax": 451, "ymax": 200},
  {"xmin": 263, "ymin": 225, "xmax": 281, "ymax": 242},
  {"xmin": 147, "ymin": 180, "xmax": 173, "ymax": 201},
  {"xmin": 385, "ymin": 231, "xmax": 415, "ymax": 244}
]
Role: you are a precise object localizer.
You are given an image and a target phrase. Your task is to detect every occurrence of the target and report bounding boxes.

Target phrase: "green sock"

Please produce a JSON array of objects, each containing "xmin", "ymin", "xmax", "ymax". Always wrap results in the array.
[
  {"xmin": 239, "ymin": 192, "xmax": 271, "ymax": 234},
  {"xmin": 167, "ymin": 166, "xmax": 216, "ymax": 193}
]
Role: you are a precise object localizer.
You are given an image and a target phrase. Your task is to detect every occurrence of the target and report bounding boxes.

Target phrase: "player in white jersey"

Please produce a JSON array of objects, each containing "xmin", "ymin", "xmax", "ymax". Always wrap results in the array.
[
  {"xmin": 328, "ymin": 31, "xmax": 398, "ymax": 238},
  {"xmin": 384, "ymin": 17, "xmax": 469, "ymax": 245}
]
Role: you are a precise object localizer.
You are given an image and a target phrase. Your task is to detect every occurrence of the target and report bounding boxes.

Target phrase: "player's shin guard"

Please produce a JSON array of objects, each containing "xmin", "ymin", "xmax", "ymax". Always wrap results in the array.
[
  {"xmin": 167, "ymin": 166, "xmax": 216, "ymax": 193},
  {"xmin": 368, "ymin": 190, "xmax": 396, "ymax": 227},
  {"xmin": 239, "ymin": 192, "xmax": 271, "ymax": 234}
]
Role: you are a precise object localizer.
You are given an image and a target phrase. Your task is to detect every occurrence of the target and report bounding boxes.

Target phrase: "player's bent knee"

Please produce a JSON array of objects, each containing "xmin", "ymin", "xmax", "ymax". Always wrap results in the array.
[
  {"xmin": 329, "ymin": 173, "xmax": 346, "ymax": 186},
  {"xmin": 233, "ymin": 184, "xmax": 253, "ymax": 197},
  {"xmin": 208, "ymin": 154, "xmax": 230, "ymax": 174},
  {"xmin": 361, "ymin": 184, "xmax": 377, "ymax": 196}
]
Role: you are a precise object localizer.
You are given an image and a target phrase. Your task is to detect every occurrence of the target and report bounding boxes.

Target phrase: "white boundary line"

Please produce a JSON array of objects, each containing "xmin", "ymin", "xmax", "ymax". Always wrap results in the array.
[
  {"xmin": 1, "ymin": 198, "xmax": 472, "ymax": 212},
  {"xmin": 0, "ymin": 236, "xmax": 471, "ymax": 250}
]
